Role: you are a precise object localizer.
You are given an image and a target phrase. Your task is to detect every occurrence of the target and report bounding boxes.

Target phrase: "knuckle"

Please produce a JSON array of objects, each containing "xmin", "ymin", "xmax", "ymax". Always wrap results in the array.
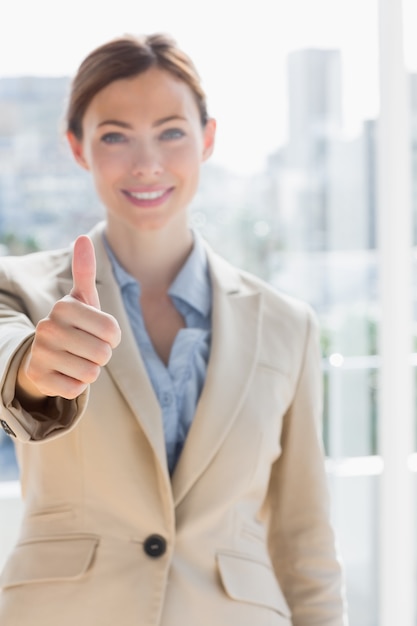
[
  {"xmin": 88, "ymin": 340, "xmax": 112, "ymax": 367},
  {"xmin": 50, "ymin": 299, "xmax": 69, "ymax": 317},
  {"xmin": 35, "ymin": 317, "xmax": 52, "ymax": 337},
  {"xmin": 96, "ymin": 342, "xmax": 112, "ymax": 366},
  {"xmin": 82, "ymin": 362, "xmax": 101, "ymax": 384},
  {"xmin": 61, "ymin": 380, "xmax": 88, "ymax": 400},
  {"xmin": 35, "ymin": 316, "xmax": 63, "ymax": 345},
  {"xmin": 100, "ymin": 315, "xmax": 121, "ymax": 347}
]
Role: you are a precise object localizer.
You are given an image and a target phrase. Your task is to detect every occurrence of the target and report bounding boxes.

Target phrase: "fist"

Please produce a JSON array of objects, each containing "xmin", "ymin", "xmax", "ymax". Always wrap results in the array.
[{"xmin": 20, "ymin": 236, "xmax": 121, "ymax": 400}]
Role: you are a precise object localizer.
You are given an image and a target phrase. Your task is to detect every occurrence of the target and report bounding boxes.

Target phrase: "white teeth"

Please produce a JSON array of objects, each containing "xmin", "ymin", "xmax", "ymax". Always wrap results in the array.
[{"xmin": 129, "ymin": 189, "xmax": 166, "ymax": 200}]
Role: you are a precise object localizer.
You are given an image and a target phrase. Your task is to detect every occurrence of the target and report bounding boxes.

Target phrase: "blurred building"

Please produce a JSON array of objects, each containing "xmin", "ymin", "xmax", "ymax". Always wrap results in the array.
[{"xmin": 0, "ymin": 76, "xmax": 103, "ymax": 251}]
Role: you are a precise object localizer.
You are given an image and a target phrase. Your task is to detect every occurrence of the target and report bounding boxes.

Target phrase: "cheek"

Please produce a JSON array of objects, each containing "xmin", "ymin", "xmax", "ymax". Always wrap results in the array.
[
  {"xmin": 167, "ymin": 144, "xmax": 203, "ymax": 181},
  {"xmin": 89, "ymin": 148, "xmax": 130, "ymax": 181}
]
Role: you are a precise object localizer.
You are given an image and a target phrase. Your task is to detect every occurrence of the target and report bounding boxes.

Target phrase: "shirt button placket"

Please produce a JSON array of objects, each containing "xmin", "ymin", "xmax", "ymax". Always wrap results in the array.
[{"xmin": 161, "ymin": 391, "xmax": 173, "ymax": 407}]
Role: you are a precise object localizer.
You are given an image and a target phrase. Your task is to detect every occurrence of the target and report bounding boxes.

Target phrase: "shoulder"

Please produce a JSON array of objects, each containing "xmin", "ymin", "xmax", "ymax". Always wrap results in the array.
[
  {"xmin": 0, "ymin": 246, "xmax": 72, "ymax": 285},
  {"xmin": 241, "ymin": 265, "xmax": 314, "ymax": 322},
  {"xmin": 238, "ymin": 265, "xmax": 319, "ymax": 359},
  {"xmin": 205, "ymin": 242, "xmax": 319, "ymax": 374},
  {"xmin": 205, "ymin": 241, "xmax": 316, "ymax": 327}
]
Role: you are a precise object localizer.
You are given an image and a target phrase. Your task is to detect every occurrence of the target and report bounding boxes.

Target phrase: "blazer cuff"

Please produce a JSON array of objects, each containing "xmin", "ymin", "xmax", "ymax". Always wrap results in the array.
[{"xmin": 0, "ymin": 334, "xmax": 89, "ymax": 442}]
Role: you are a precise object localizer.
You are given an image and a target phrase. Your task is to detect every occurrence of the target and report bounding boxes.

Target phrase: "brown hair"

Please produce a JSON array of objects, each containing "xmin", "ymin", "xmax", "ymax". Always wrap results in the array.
[{"xmin": 66, "ymin": 33, "xmax": 209, "ymax": 139}]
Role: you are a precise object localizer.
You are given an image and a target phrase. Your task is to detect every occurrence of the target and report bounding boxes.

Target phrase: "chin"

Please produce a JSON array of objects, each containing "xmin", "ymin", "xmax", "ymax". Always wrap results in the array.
[{"xmin": 130, "ymin": 215, "xmax": 177, "ymax": 233}]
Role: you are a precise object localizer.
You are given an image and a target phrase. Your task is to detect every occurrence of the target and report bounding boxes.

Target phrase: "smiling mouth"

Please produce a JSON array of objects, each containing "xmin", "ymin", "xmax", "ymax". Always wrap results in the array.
[
  {"xmin": 122, "ymin": 187, "xmax": 173, "ymax": 207},
  {"xmin": 126, "ymin": 189, "xmax": 167, "ymax": 200}
]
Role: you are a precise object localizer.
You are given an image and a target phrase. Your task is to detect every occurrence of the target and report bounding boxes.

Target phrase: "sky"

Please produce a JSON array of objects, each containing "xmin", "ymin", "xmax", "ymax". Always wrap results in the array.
[{"xmin": 0, "ymin": 0, "xmax": 415, "ymax": 174}]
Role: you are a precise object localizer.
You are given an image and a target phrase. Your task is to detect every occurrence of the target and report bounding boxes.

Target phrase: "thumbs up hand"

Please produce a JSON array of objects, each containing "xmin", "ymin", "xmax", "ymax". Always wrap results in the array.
[{"xmin": 17, "ymin": 236, "xmax": 121, "ymax": 402}]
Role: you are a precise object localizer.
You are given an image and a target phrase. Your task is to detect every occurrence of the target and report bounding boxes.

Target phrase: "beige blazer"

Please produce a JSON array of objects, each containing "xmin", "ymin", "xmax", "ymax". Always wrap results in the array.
[{"xmin": 0, "ymin": 222, "xmax": 347, "ymax": 626}]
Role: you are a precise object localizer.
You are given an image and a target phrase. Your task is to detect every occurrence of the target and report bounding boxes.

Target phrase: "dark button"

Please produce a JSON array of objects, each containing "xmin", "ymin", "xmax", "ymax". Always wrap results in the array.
[
  {"xmin": 0, "ymin": 419, "xmax": 16, "ymax": 437},
  {"xmin": 143, "ymin": 534, "xmax": 167, "ymax": 558}
]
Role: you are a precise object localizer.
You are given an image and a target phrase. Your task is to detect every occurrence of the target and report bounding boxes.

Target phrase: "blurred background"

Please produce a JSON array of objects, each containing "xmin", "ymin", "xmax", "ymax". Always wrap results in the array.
[{"xmin": 0, "ymin": 0, "xmax": 416, "ymax": 624}]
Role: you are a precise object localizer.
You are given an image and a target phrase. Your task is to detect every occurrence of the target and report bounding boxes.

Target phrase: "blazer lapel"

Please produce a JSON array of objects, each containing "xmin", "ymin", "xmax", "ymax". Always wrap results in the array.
[
  {"xmin": 171, "ymin": 246, "xmax": 263, "ymax": 506},
  {"xmin": 57, "ymin": 223, "xmax": 168, "ymax": 477}
]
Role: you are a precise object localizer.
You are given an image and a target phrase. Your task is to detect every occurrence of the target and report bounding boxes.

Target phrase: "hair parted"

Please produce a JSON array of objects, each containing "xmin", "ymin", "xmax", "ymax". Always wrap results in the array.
[{"xmin": 66, "ymin": 33, "xmax": 209, "ymax": 139}]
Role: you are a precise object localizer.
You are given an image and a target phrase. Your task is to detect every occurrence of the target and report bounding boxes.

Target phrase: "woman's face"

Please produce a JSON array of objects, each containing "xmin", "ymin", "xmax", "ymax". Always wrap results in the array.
[{"xmin": 67, "ymin": 67, "xmax": 216, "ymax": 234}]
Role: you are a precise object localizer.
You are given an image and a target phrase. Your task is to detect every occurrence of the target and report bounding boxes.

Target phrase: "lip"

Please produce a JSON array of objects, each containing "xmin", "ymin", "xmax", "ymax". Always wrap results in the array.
[{"xmin": 122, "ymin": 186, "xmax": 174, "ymax": 208}]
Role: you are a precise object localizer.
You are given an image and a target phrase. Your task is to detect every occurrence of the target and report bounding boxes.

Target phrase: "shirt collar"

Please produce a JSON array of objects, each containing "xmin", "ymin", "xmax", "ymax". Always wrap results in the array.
[{"xmin": 103, "ymin": 229, "xmax": 212, "ymax": 318}]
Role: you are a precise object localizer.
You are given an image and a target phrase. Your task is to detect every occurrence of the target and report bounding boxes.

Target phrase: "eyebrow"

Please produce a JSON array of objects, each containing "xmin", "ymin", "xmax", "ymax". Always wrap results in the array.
[{"xmin": 97, "ymin": 115, "xmax": 187, "ymax": 129}]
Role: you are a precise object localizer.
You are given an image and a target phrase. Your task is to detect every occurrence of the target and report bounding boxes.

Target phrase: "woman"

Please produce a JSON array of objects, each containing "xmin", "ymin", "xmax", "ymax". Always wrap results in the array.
[{"xmin": 0, "ymin": 33, "xmax": 347, "ymax": 625}]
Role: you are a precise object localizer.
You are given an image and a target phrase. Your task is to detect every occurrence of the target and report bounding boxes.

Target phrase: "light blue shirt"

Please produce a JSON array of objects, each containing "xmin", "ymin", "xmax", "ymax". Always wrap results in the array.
[{"xmin": 103, "ymin": 232, "xmax": 212, "ymax": 475}]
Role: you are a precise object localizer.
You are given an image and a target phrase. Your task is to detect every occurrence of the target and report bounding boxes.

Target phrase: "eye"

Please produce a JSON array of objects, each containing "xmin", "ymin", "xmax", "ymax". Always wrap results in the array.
[
  {"xmin": 159, "ymin": 128, "xmax": 185, "ymax": 141},
  {"xmin": 100, "ymin": 132, "xmax": 127, "ymax": 144}
]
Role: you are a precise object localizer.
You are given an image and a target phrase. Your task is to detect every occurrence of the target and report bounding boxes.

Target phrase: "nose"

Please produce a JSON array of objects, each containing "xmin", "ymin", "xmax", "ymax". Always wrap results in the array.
[{"xmin": 131, "ymin": 141, "xmax": 163, "ymax": 177}]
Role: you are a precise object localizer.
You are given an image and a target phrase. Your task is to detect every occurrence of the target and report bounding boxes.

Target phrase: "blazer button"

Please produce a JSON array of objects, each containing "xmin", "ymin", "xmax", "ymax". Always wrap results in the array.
[
  {"xmin": 0, "ymin": 419, "xmax": 16, "ymax": 437},
  {"xmin": 143, "ymin": 534, "xmax": 167, "ymax": 558}
]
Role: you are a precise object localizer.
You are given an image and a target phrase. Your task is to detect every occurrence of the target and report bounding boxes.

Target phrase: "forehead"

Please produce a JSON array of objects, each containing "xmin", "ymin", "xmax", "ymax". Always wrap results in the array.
[{"xmin": 84, "ymin": 67, "xmax": 200, "ymax": 124}]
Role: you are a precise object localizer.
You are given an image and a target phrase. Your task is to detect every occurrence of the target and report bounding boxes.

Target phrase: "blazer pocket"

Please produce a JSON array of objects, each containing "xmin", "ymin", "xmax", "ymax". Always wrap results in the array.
[
  {"xmin": 216, "ymin": 551, "xmax": 291, "ymax": 618},
  {"xmin": 0, "ymin": 534, "xmax": 99, "ymax": 589}
]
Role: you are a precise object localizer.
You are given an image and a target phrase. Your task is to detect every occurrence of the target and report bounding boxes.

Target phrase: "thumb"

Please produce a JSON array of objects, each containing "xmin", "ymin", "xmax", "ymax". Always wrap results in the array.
[{"xmin": 70, "ymin": 235, "xmax": 100, "ymax": 309}]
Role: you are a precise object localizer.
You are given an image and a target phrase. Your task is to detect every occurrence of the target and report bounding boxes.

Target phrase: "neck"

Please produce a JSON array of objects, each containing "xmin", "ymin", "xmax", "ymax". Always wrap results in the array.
[{"xmin": 104, "ymin": 220, "xmax": 194, "ymax": 293}]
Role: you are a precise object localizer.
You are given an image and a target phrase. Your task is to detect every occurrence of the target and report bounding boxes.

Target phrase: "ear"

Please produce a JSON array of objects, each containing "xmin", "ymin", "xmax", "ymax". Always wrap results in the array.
[
  {"xmin": 202, "ymin": 118, "xmax": 216, "ymax": 162},
  {"xmin": 66, "ymin": 131, "xmax": 90, "ymax": 171}
]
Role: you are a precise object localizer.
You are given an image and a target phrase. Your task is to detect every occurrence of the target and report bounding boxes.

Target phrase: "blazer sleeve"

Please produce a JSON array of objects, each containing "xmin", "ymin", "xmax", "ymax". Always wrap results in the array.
[
  {"xmin": 266, "ymin": 309, "xmax": 348, "ymax": 626},
  {"xmin": 0, "ymin": 268, "xmax": 88, "ymax": 443}
]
